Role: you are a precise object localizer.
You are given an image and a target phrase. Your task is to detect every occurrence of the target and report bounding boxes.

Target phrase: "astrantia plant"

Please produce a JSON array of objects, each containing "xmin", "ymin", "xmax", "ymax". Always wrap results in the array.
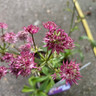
[{"xmin": 0, "ymin": 21, "xmax": 81, "ymax": 96}]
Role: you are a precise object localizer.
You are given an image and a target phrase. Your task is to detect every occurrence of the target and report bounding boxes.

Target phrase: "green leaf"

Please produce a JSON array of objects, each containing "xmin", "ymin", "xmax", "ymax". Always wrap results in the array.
[
  {"xmin": 37, "ymin": 91, "xmax": 47, "ymax": 96},
  {"xmin": 22, "ymin": 85, "xmax": 34, "ymax": 93},
  {"xmin": 28, "ymin": 77, "xmax": 35, "ymax": 87},
  {"xmin": 39, "ymin": 79, "xmax": 49, "ymax": 91},
  {"xmin": 42, "ymin": 67, "xmax": 49, "ymax": 75},
  {"xmin": 80, "ymin": 52, "xmax": 84, "ymax": 62},
  {"xmin": 91, "ymin": 40, "xmax": 96, "ymax": 47},
  {"xmin": 71, "ymin": 26, "xmax": 79, "ymax": 32},
  {"xmin": 79, "ymin": 36, "xmax": 89, "ymax": 40},
  {"xmin": 45, "ymin": 79, "xmax": 54, "ymax": 93},
  {"xmin": 32, "ymin": 76, "xmax": 48, "ymax": 83},
  {"xmin": 66, "ymin": 8, "xmax": 72, "ymax": 12},
  {"xmin": 67, "ymin": 1, "xmax": 70, "ymax": 7}
]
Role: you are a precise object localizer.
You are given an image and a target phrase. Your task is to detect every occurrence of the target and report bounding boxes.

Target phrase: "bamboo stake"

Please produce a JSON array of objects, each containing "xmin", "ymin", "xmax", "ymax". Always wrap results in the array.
[{"xmin": 73, "ymin": 0, "xmax": 96, "ymax": 56}]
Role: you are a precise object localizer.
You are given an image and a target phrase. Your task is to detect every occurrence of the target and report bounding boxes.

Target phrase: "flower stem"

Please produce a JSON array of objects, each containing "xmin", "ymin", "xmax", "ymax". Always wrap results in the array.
[
  {"xmin": 1, "ymin": 28, "xmax": 3, "ymax": 35},
  {"xmin": 46, "ymin": 50, "xmax": 52, "ymax": 62},
  {"xmin": 31, "ymin": 34, "xmax": 36, "ymax": 50},
  {"xmin": 68, "ymin": 4, "xmax": 76, "ymax": 36}
]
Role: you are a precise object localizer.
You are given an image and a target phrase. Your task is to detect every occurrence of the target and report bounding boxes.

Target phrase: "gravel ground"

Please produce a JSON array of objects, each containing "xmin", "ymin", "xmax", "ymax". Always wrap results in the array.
[{"xmin": 0, "ymin": 0, "xmax": 96, "ymax": 96}]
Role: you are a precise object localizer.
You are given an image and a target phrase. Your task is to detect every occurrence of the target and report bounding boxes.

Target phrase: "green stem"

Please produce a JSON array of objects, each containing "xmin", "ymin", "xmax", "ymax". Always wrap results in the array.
[
  {"xmin": 14, "ymin": 46, "xmax": 20, "ymax": 52},
  {"xmin": 37, "ymin": 51, "xmax": 45, "ymax": 60},
  {"xmin": 46, "ymin": 50, "xmax": 52, "ymax": 62},
  {"xmin": 68, "ymin": 4, "xmax": 76, "ymax": 36},
  {"xmin": 1, "ymin": 28, "xmax": 3, "ymax": 35},
  {"xmin": 31, "ymin": 34, "xmax": 36, "ymax": 50}
]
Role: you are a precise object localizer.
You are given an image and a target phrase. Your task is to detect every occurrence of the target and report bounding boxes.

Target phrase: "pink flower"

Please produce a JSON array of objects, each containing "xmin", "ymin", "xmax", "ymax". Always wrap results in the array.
[
  {"xmin": 43, "ymin": 21, "xmax": 58, "ymax": 31},
  {"xmin": 19, "ymin": 43, "xmax": 31, "ymax": 52},
  {"xmin": 60, "ymin": 60, "xmax": 82, "ymax": 85},
  {"xmin": 2, "ymin": 53, "xmax": 14, "ymax": 62},
  {"xmin": 0, "ymin": 22, "xmax": 8, "ymax": 29},
  {"xmin": 4, "ymin": 32, "xmax": 17, "ymax": 43},
  {"xmin": 9, "ymin": 51, "xmax": 37, "ymax": 77},
  {"xmin": 24, "ymin": 24, "xmax": 39, "ymax": 34},
  {"xmin": 43, "ymin": 28, "xmax": 75, "ymax": 54},
  {"xmin": 17, "ymin": 31, "xmax": 28, "ymax": 41},
  {"xmin": 0, "ymin": 66, "xmax": 7, "ymax": 79}
]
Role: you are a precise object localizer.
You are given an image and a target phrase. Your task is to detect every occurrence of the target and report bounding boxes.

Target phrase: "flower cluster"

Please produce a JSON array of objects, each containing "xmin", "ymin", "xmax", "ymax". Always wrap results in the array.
[
  {"xmin": 17, "ymin": 31, "xmax": 28, "ymax": 41},
  {"xmin": 0, "ymin": 21, "xmax": 81, "ymax": 89},
  {"xmin": 9, "ymin": 51, "xmax": 36, "ymax": 77},
  {"xmin": 60, "ymin": 60, "xmax": 81, "ymax": 85},
  {"xmin": 43, "ymin": 22, "xmax": 74, "ymax": 54}
]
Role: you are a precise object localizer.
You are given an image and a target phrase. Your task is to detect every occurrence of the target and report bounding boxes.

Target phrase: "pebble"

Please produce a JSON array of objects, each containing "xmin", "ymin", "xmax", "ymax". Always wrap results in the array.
[
  {"xmin": 46, "ymin": 9, "xmax": 51, "ymax": 13},
  {"xmin": 34, "ymin": 20, "xmax": 40, "ymax": 26}
]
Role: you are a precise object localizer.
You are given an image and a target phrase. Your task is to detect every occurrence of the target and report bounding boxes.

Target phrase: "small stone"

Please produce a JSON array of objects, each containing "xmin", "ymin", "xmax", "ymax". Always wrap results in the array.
[
  {"xmin": 89, "ymin": 6, "xmax": 92, "ymax": 10},
  {"xmin": 64, "ymin": 17, "xmax": 67, "ymax": 21},
  {"xmin": 34, "ymin": 20, "xmax": 40, "ymax": 26},
  {"xmin": 42, "ymin": 5, "xmax": 46, "ymax": 9},
  {"xmin": 88, "ymin": 87, "xmax": 91, "ymax": 91},
  {"xmin": 47, "ymin": 9, "xmax": 51, "ymax": 13},
  {"xmin": 35, "ymin": 13, "xmax": 38, "ymax": 17},
  {"xmin": 3, "ymin": 77, "xmax": 7, "ymax": 81}
]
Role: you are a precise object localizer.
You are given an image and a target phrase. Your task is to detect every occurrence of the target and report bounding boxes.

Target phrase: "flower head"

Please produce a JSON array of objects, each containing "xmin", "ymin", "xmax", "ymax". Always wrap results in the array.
[
  {"xmin": 19, "ymin": 43, "xmax": 31, "ymax": 52},
  {"xmin": 4, "ymin": 32, "xmax": 17, "ymax": 43},
  {"xmin": 0, "ymin": 66, "xmax": 7, "ymax": 79},
  {"xmin": 43, "ymin": 21, "xmax": 58, "ymax": 31},
  {"xmin": 60, "ymin": 60, "xmax": 81, "ymax": 85},
  {"xmin": 0, "ymin": 22, "xmax": 8, "ymax": 29},
  {"xmin": 17, "ymin": 31, "xmax": 28, "ymax": 41},
  {"xmin": 43, "ymin": 28, "xmax": 74, "ymax": 54},
  {"xmin": 24, "ymin": 24, "xmax": 39, "ymax": 34},
  {"xmin": 9, "ymin": 51, "xmax": 37, "ymax": 77}
]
